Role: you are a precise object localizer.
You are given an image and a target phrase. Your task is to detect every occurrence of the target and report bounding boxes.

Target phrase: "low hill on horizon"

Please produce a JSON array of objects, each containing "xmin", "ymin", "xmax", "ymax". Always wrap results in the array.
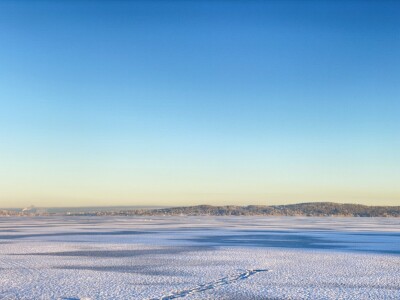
[
  {"xmin": 1, "ymin": 202, "xmax": 399, "ymax": 217},
  {"xmin": 128, "ymin": 202, "xmax": 399, "ymax": 217}
]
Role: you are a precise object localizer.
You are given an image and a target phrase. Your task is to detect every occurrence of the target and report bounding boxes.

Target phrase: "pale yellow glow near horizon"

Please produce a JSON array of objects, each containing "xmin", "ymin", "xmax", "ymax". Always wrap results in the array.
[
  {"xmin": 1, "ymin": 143, "xmax": 399, "ymax": 208},
  {"xmin": 1, "ymin": 187, "xmax": 399, "ymax": 208},
  {"xmin": 1, "ymin": 169, "xmax": 400, "ymax": 208}
]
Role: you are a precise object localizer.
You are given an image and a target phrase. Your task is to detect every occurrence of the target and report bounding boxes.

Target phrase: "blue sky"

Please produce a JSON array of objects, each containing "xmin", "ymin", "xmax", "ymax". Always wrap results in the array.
[{"xmin": 0, "ymin": 0, "xmax": 399, "ymax": 207}]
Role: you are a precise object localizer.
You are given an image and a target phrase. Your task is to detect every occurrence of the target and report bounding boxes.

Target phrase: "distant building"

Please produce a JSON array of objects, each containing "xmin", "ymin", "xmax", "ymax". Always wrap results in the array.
[{"xmin": 22, "ymin": 205, "xmax": 37, "ymax": 214}]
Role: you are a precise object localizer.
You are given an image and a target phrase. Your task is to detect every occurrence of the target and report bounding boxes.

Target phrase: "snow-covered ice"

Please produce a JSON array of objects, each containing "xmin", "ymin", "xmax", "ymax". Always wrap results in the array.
[{"xmin": 0, "ymin": 216, "xmax": 399, "ymax": 299}]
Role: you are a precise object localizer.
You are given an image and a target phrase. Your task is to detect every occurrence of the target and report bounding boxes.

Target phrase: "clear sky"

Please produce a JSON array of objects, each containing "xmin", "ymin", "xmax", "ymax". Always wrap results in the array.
[{"xmin": 0, "ymin": 0, "xmax": 399, "ymax": 208}]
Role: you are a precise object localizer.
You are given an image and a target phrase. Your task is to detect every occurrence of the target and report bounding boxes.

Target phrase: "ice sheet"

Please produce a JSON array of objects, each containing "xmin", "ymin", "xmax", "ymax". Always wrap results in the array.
[{"xmin": 0, "ymin": 216, "xmax": 399, "ymax": 299}]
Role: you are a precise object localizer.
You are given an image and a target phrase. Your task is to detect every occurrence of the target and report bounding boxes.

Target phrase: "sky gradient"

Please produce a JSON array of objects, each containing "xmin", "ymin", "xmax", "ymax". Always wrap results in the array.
[{"xmin": 0, "ymin": 0, "xmax": 399, "ymax": 208}]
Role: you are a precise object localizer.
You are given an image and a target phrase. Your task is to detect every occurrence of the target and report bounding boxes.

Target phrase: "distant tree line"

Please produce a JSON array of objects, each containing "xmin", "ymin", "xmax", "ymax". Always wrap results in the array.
[{"xmin": 1, "ymin": 202, "xmax": 399, "ymax": 217}]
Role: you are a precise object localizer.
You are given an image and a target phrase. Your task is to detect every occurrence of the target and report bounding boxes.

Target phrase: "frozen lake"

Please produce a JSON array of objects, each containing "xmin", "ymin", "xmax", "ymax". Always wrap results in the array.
[{"xmin": 0, "ymin": 216, "xmax": 399, "ymax": 299}]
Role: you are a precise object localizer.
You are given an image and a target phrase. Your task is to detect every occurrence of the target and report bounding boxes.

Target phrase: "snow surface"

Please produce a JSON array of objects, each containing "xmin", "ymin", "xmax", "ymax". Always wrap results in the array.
[{"xmin": 0, "ymin": 216, "xmax": 399, "ymax": 299}]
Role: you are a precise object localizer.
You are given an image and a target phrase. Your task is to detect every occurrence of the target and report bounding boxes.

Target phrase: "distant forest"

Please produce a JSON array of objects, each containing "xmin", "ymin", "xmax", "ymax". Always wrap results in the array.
[
  {"xmin": 123, "ymin": 202, "xmax": 399, "ymax": 217},
  {"xmin": 2, "ymin": 202, "xmax": 399, "ymax": 217}
]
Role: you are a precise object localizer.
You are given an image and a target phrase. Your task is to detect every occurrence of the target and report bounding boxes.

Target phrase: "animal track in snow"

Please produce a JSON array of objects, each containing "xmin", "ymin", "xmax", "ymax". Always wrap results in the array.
[{"xmin": 150, "ymin": 269, "xmax": 270, "ymax": 300}]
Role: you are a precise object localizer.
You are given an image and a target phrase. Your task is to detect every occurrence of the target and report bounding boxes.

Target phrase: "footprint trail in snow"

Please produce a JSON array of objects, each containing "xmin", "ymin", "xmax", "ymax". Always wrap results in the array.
[{"xmin": 150, "ymin": 269, "xmax": 270, "ymax": 300}]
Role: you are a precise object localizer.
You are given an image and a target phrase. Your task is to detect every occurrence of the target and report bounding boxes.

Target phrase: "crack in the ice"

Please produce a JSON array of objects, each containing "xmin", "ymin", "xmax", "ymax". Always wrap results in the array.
[{"xmin": 150, "ymin": 269, "xmax": 270, "ymax": 300}]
